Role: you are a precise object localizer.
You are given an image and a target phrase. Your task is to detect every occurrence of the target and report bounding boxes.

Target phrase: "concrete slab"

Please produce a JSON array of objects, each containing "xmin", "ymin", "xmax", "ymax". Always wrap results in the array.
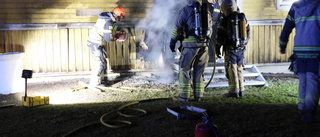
[
  {"xmin": 27, "ymin": 62, "xmax": 294, "ymax": 84},
  {"xmin": 255, "ymin": 62, "xmax": 293, "ymax": 74}
]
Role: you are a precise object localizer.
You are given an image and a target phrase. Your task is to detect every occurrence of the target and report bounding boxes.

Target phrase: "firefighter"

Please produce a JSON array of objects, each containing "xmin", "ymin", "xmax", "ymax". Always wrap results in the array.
[
  {"xmin": 279, "ymin": 0, "xmax": 320, "ymax": 124},
  {"xmin": 215, "ymin": 0, "xmax": 250, "ymax": 98},
  {"xmin": 87, "ymin": 7, "xmax": 126, "ymax": 86},
  {"xmin": 208, "ymin": 0, "xmax": 222, "ymax": 62},
  {"xmin": 169, "ymin": 0, "xmax": 213, "ymax": 101}
]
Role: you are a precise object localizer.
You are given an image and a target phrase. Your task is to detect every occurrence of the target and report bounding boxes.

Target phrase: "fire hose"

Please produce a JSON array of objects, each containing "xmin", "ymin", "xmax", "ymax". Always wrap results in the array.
[
  {"xmin": 177, "ymin": 37, "xmax": 216, "ymax": 89},
  {"xmin": 62, "ymin": 98, "xmax": 170, "ymax": 137},
  {"xmin": 205, "ymin": 37, "xmax": 216, "ymax": 89},
  {"xmin": 99, "ymin": 101, "xmax": 146, "ymax": 128}
]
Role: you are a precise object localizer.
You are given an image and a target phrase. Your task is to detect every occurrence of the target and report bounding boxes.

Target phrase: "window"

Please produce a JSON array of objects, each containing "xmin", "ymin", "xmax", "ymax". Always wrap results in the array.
[{"xmin": 277, "ymin": 0, "xmax": 297, "ymax": 11}]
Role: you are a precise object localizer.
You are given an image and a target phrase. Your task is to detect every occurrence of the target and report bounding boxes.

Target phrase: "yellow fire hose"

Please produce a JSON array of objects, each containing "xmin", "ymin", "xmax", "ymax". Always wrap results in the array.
[
  {"xmin": 205, "ymin": 38, "xmax": 216, "ymax": 89},
  {"xmin": 99, "ymin": 101, "xmax": 147, "ymax": 128},
  {"xmin": 63, "ymin": 98, "xmax": 170, "ymax": 137}
]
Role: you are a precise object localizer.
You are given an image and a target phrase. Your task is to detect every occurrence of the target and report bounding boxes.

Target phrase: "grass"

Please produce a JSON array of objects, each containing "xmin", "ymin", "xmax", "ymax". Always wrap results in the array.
[{"xmin": 1, "ymin": 76, "xmax": 320, "ymax": 137}]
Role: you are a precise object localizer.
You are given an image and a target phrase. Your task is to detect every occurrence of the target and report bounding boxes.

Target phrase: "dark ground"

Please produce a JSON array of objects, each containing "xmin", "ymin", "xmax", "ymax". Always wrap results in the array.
[{"xmin": 0, "ymin": 74, "xmax": 320, "ymax": 137}]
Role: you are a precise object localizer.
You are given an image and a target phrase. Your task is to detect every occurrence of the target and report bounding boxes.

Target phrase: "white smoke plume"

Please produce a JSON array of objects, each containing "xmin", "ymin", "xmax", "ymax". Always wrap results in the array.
[{"xmin": 136, "ymin": 0, "xmax": 188, "ymax": 83}]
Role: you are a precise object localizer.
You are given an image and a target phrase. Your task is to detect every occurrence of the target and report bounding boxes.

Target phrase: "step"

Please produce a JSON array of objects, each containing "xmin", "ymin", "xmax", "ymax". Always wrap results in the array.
[
  {"xmin": 204, "ymin": 72, "xmax": 260, "ymax": 79},
  {"xmin": 206, "ymin": 80, "xmax": 267, "ymax": 88},
  {"xmin": 204, "ymin": 64, "xmax": 268, "ymax": 88},
  {"xmin": 205, "ymin": 64, "xmax": 254, "ymax": 71}
]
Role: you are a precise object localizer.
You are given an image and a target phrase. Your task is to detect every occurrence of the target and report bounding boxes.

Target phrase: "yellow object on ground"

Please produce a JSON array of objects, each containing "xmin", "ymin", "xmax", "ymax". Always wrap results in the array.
[{"xmin": 22, "ymin": 96, "xmax": 49, "ymax": 107}]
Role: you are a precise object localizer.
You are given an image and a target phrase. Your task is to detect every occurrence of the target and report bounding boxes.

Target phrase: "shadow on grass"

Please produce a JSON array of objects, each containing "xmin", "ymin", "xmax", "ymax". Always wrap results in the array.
[{"xmin": 0, "ymin": 98, "xmax": 319, "ymax": 137}]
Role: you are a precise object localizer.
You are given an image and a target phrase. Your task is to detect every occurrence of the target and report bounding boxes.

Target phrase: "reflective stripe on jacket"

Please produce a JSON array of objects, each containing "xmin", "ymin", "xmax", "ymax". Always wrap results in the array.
[
  {"xmin": 170, "ymin": 3, "xmax": 212, "ymax": 47},
  {"xmin": 280, "ymin": 0, "xmax": 320, "ymax": 55}
]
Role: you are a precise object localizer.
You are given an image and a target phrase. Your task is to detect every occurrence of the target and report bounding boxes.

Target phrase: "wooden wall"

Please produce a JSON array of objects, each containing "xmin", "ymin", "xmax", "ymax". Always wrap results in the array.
[
  {"xmin": 245, "ymin": 25, "xmax": 294, "ymax": 64},
  {"xmin": 0, "ymin": 27, "xmax": 142, "ymax": 73},
  {"xmin": 241, "ymin": 0, "xmax": 288, "ymax": 20},
  {"xmin": 0, "ymin": 0, "xmax": 151, "ymax": 73},
  {"xmin": 0, "ymin": 0, "xmax": 296, "ymax": 73},
  {"xmin": 0, "ymin": 24, "xmax": 295, "ymax": 73},
  {"xmin": 0, "ymin": 0, "xmax": 152, "ymax": 24}
]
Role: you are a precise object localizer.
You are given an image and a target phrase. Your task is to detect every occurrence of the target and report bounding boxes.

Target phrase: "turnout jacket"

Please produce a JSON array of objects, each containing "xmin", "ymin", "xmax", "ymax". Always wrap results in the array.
[
  {"xmin": 216, "ymin": 12, "xmax": 250, "ymax": 51},
  {"xmin": 170, "ymin": 3, "xmax": 212, "ymax": 48},
  {"xmin": 88, "ymin": 12, "xmax": 116, "ymax": 45},
  {"xmin": 280, "ymin": 0, "xmax": 320, "ymax": 59}
]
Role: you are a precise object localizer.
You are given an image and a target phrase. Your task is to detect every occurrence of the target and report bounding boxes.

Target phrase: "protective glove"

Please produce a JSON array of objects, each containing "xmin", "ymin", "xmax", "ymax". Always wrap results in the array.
[
  {"xmin": 215, "ymin": 45, "xmax": 222, "ymax": 58},
  {"xmin": 169, "ymin": 39, "xmax": 177, "ymax": 52},
  {"xmin": 114, "ymin": 33, "xmax": 127, "ymax": 42},
  {"xmin": 139, "ymin": 41, "xmax": 148, "ymax": 51},
  {"xmin": 280, "ymin": 44, "xmax": 286, "ymax": 54},
  {"xmin": 288, "ymin": 54, "xmax": 295, "ymax": 72}
]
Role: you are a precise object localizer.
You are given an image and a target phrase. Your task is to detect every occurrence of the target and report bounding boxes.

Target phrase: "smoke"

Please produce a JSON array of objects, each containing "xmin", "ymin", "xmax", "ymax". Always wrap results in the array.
[{"xmin": 136, "ymin": 0, "xmax": 188, "ymax": 83}]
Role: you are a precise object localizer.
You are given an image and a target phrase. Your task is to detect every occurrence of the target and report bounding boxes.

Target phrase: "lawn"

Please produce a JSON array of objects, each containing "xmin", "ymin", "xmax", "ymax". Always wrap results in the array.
[{"xmin": 0, "ymin": 76, "xmax": 320, "ymax": 137}]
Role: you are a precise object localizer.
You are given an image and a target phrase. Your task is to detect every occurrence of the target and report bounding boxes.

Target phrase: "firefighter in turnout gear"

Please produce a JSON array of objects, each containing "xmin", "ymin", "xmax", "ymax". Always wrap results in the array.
[
  {"xmin": 87, "ymin": 7, "xmax": 126, "ymax": 86},
  {"xmin": 208, "ymin": 0, "xmax": 222, "ymax": 62},
  {"xmin": 215, "ymin": 0, "xmax": 250, "ymax": 98},
  {"xmin": 170, "ymin": 0, "xmax": 213, "ymax": 101},
  {"xmin": 279, "ymin": 0, "xmax": 320, "ymax": 124}
]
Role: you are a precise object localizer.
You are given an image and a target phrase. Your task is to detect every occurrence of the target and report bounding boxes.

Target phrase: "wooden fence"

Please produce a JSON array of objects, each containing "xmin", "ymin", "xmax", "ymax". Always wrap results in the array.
[
  {"xmin": 0, "ymin": 25, "xmax": 142, "ymax": 73},
  {"xmin": 245, "ymin": 25, "xmax": 294, "ymax": 64},
  {"xmin": 0, "ymin": 23, "xmax": 295, "ymax": 73}
]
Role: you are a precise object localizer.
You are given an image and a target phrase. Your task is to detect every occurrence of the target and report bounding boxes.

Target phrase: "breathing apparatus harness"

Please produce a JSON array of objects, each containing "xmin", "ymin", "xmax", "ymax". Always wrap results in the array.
[
  {"xmin": 188, "ymin": 1, "xmax": 217, "ymax": 88},
  {"xmin": 193, "ymin": 1, "xmax": 212, "ymax": 43},
  {"xmin": 228, "ymin": 12, "xmax": 248, "ymax": 52}
]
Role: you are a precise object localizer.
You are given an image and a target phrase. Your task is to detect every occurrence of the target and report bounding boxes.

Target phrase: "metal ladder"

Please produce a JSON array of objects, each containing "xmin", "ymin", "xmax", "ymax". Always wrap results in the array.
[{"xmin": 204, "ymin": 61, "xmax": 268, "ymax": 88}]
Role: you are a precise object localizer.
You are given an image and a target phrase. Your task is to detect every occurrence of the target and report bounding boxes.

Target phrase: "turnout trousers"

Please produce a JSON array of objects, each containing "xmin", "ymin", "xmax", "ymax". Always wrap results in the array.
[
  {"xmin": 178, "ymin": 46, "xmax": 209, "ymax": 99},
  {"xmin": 295, "ymin": 59, "xmax": 320, "ymax": 123},
  {"xmin": 224, "ymin": 50, "xmax": 245, "ymax": 93},
  {"xmin": 88, "ymin": 43, "xmax": 108, "ymax": 85}
]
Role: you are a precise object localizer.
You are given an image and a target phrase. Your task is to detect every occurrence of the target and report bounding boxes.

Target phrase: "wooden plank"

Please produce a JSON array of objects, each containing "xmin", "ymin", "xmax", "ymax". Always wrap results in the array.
[
  {"xmin": 68, "ymin": 29, "xmax": 76, "ymax": 72},
  {"xmin": 275, "ymin": 26, "xmax": 282, "ymax": 62},
  {"xmin": 0, "ymin": 31, "xmax": 4, "ymax": 53},
  {"xmin": 258, "ymin": 26, "xmax": 265, "ymax": 63},
  {"xmin": 116, "ymin": 42, "xmax": 123, "ymax": 69},
  {"xmin": 109, "ymin": 41, "xmax": 117, "ymax": 70},
  {"xmin": 123, "ymin": 37, "xmax": 130, "ymax": 69},
  {"xmin": 4, "ymin": 31, "xmax": 12, "ymax": 52},
  {"xmin": 270, "ymin": 25, "xmax": 276, "ymax": 63},
  {"xmin": 0, "ymin": 0, "xmax": 151, "ymax": 2},
  {"xmin": 28, "ymin": 30, "xmax": 40, "ymax": 72},
  {"xmin": 287, "ymin": 30, "xmax": 295, "ymax": 58},
  {"xmin": 246, "ymin": 26, "xmax": 252, "ymax": 64},
  {"xmin": 74, "ymin": 29, "xmax": 83, "ymax": 71},
  {"xmin": 0, "ymin": 3, "xmax": 118, "ymax": 9},
  {"xmin": 129, "ymin": 35, "xmax": 137, "ymax": 69},
  {"xmin": 252, "ymin": 26, "xmax": 259, "ymax": 64},
  {"xmin": 264, "ymin": 26, "xmax": 270, "ymax": 63},
  {"xmin": 279, "ymin": 26, "xmax": 287, "ymax": 62},
  {"xmin": 25, "ymin": 30, "xmax": 34, "ymax": 70},
  {"xmin": 59, "ymin": 29, "xmax": 69, "ymax": 72},
  {"xmin": 11, "ymin": 31, "xmax": 21, "ymax": 52},
  {"xmin": 81, "ymin": 28, "xmax": 90, "ymax": 71},
  {"xmin": 244, "ymin": 27, "xmax": 252, "ymax": 64},
  {"xmin": 44, "ymin": 29, "xmax": 54, "ymax": 72},
  {"xmin": 37, "ymin": 29, "xmax": 46, "ymax": 72},
  {"xmin": 52, "ymin": 29, "xmax": 61, "ymax": 72},
  {"xmin": 21, "ymin": 30, "xmax": 31, "ymax": 69}
]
